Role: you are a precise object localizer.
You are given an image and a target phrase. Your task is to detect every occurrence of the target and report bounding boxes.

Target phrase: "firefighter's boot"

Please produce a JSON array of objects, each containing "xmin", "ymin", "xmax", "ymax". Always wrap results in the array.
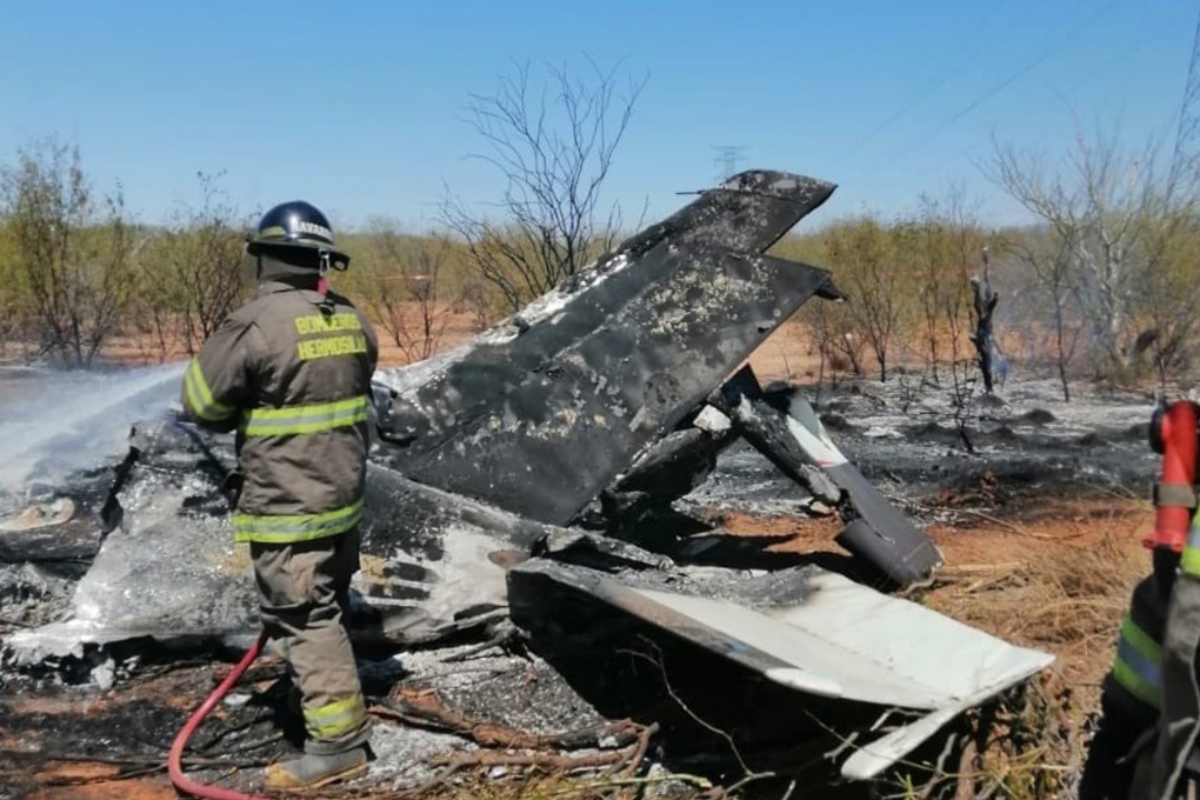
[{"xmin": 263, "ymin": 747, "xmax": 369, "ymax": 791}]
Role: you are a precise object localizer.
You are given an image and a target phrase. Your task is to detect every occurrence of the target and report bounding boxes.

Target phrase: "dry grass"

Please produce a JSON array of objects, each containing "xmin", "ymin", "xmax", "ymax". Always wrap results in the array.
[
  {"xmin": 879, "ymin": 672, "xmax": 1090, "ymax": 800},
  {"xmin": 886, "ymin": 515, "xmax": 1151, "ymax": 800},
  {"xmin": 923, "ymin": 525, "xmax": 1144, "ymax": 693}
]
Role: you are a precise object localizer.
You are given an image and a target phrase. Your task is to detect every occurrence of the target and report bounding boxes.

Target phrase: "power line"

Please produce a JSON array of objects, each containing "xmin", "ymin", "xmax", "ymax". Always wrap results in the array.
[
  {"xmin": 852, "ymin": 0, "xmax": 1016, "ymax": 152},
  {"xmin": 1170, "ymin": 3, "xmax": 1200, "ymax": 175},
  {"xmin": 712, "ymin": 145, "xmax": 747, "ymax": 180},
  {"xmin": 889, "ymin": 0, "xmax": 1122, "ymax": 164}
]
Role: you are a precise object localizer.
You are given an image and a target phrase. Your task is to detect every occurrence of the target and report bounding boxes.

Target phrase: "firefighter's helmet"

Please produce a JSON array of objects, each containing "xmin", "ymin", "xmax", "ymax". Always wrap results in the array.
[{"xmin": 246, "ymin": 201, "xmax": 350, "ymax": 268}]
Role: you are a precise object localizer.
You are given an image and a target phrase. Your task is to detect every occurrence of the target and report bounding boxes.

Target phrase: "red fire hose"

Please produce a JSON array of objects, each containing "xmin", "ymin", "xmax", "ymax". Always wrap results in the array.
[{"xmin": 168, "ymin": 629, "xmax": 271, "ymax": 800}]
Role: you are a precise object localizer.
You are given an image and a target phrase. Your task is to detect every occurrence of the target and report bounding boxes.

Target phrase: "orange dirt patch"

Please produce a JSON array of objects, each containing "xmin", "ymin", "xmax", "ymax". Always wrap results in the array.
[
  {"xmin": 699, "ymin": 508, "xmax": 846, "ymax": 552},
  {"xmin": 23, "ymin": 768, "xmax": 177, "ymax": 800},
  {"xmin": 1, "ymin": 695, "xmax": 110, "ymax": 716},
  {"xmin": 0, "ymin": 663, "xmax": 245, "ymax": 800},
  {"xmin": 745, "ymin": 318, "xmax": 825, "ymax": 383},
  {"xmin": 0, "ymin": 756, "xmax": 179, "ymax": 800},
  {"xmin": 36, "ymin": 761, "xmax": 121, "ymax": 782}
]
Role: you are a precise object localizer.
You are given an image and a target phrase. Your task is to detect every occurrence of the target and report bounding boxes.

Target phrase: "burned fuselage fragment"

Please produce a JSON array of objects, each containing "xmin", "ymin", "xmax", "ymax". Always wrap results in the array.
[
  {"xmin": 373, "ymin": 172, "xmax": 842, "ymax": 526},
  {"xmin": 372, "ymin": 169, "xmax": 941, "ymax": 584}
]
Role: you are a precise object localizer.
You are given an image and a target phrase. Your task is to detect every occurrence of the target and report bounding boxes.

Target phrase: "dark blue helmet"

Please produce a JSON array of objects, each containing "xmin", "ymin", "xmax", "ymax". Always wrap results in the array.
[{"xmin": 246, "ymin": 200, "xmax": 349, "ymax": 267}]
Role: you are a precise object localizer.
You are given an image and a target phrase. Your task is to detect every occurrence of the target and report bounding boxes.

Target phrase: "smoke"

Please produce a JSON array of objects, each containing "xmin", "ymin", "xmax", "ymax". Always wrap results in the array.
[{"xmin": 0, "ymin": 362, "xmax": 186, "ymax": 490}]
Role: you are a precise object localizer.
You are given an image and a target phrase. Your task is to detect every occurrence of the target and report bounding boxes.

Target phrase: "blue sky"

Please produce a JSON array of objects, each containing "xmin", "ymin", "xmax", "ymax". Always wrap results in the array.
[{"xmin": 0, "ymin": 0, "xmax": 1194, "ymax": 233}]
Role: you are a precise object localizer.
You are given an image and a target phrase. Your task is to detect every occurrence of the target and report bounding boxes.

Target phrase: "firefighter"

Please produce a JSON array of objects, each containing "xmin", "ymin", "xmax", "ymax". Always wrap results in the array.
[
  {"xmin": 1078, "ymin": 570, "xmax": 1170, "ymax": 799},
  {"xmin": 179, "ymin": 200, "xmax": 379, "ymax": 791},
  {"xmin": 1080, "ymin": 400, "xmax": 1200, "ymax": 800}
]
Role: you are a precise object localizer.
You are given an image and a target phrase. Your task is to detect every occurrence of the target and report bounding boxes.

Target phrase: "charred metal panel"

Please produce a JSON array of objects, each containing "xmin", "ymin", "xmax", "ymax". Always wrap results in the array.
[
  {"xmin": 613, "ymin": 171, "xmax": 837, "ymax": 258},
  {"xmin": 508, "ymin": 558, "xmax": 1054, "ymax": 781},
  {"xmin": 359, "ymin": 462, "xmax": 558, "ymax": 563},
  {"xmin": 374, "ymin": 171, "xmax": 840, "ymax": 520},
  {"xmin": 383, "ymin": 246, "xmax": 837, "ymax": 525},
  {"xmin": 378, "ymin": 171, "xmax": 836, "ymax": 445},
  {"xmin": 378, "ymin": 172, "xmax": 837, "ymax": 457},
  {"xmin": 717, "ymin": 367, "xmax": 944, "ymax": 585},
  {"xmin": 575, "ymin": 421, "xmax": 739, "ymax": 532},
  {"xmin": 0, "ymin": 497, "xmax": 102, "ymax": 565}
]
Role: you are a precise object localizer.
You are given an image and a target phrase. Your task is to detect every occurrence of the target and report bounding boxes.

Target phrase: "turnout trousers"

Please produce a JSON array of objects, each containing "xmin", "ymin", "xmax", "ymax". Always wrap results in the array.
[{"xmin": 250, "ymin": 526, "xmax": 370, "ymax": 755}]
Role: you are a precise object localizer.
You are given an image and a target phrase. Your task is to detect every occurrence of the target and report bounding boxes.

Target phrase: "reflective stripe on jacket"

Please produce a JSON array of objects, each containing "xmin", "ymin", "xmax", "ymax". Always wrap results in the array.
[
  {"xmin": 1112, "ymin": 611, "xmax": 1163, "ymax": 709},
  {"xmin": 1108, "ymin": 574, "xmax": 1169, "ymax": 713},
  {"xmin": 180, "ymin": 280, "xmax": 379, "ymax": 543}
]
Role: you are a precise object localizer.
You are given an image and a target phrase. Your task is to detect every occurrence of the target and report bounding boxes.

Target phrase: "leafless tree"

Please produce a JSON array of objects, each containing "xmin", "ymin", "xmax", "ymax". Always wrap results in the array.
[
  {"xmin": 903, "ymin": 188, "xmax": 984, "ymax": 449},
  {"xmin": 905, "ymin": 191, "xmax": 968, "ymax": 383},
  {"xmin": 983, "ymin": 123, "xmax": 1171, "ymax": 378},
  {"xmin": 0, "ymin": 138, "xmax": 136, "ymax": 368},
  {"xmin": 0, "ymin": 223, "xmax": 33, "ymax": 361},
  {"xmin": 943, "ymin": 266, "xmax": 978, "ymax": 453},
  {"xmin": 806, "ymin": 298, "xmax": 865, "ymax": 390},
  {"xmin": 1006, "ymin": 226, "xmax": 1084, "ymax": 400},
  {"xmin": 909, "ymin": 218, "xmax": 948, "ymax": 382},
  {"xmin": 1123, "ymin": 173, "xmax": 1200, "ymax": 386},
  {"xmin": 356, "ymin": 220, "xmax": 455, "ymax": 362},
  {"xmin": 440, "ymin": 57, "xmax": 648, "ymax": 314}
]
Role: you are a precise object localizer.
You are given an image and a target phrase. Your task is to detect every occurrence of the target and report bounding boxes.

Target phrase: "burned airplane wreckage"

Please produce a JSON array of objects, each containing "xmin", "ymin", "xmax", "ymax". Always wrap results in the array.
[{"xmin": 1, "ymin": 170, "xmax": 1054, "ymax": 785}]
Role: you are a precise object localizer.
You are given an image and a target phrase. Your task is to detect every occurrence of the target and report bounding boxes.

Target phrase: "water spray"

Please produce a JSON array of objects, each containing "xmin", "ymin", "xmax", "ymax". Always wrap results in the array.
[{"xmin": 0, "ymin": 362, "xmax": 185, "ymax": 488}]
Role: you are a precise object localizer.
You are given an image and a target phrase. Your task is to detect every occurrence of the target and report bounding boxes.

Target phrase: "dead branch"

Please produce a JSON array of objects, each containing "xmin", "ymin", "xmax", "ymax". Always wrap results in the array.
[
  {"xmin": 618, "ymin": 639, "xmax": 753, "ymax": 777},
  {"xmin": 620, "ymin": 721, "xmax": 658, "ymax": 779},
  {"xmin": 192, "ymin": 709, "xmax": 271, "ymax": 753},
  {"xmin": 386, "ymin": 764, "xmax": 714, "ymax": 800},
  {"xmin": 439, "ymin": 628, "xmax": 521, "ymax": 663},
  {"xmin": 218, "ymin": 731, "xmax": 284, "ymax": 756},
  {"xmin": 431, "ymin": 748, "xmax": 628, "ymax": 770},
  {"xmin": 917, "ymin": 733, "xmax": 960, "ymax": 800},
  {"xmin": 373, "ymin": 691, "xmax": 644, "ymax": 751},
  {"xmin": 616, "ymin": 637, "xmax": 786, "ymax": 797},
  {"xmin": 954, "ymin": 739, "xmax": 979, "ymax": 800},
  {"xmin": 439, "ymin": 58, "xmax": 648, "ymax": 312},
  {"xmin": 546, "ymin": 773, "xmax": 716, "ymax": 797},
  {"xmin": 953, "ymin": 509, "xmax": 1055, "ymax": 539},
  {"xmin": 4, "ymin": 750, "xmax": 273, "ymax": 786},
  {"xmin": 936, "ymin": 563, "xmax": 1023, "ymax": 578}
]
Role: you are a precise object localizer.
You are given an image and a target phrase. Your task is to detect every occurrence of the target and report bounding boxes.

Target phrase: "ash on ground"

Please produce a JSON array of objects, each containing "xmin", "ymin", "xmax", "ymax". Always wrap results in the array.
[{"xmin": 681, "ymin": 376, "xmax": 1158, "ymax": 523}]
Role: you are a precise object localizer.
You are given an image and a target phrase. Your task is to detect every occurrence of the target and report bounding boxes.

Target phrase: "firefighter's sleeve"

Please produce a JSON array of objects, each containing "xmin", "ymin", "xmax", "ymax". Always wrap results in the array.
[
  {"xmin": 180, "ymin": 317, "xmax": 259, "ymax": 432},
  {"xmin": 361, "ymin": 312, "xmax": 380, "ymax": 374}
]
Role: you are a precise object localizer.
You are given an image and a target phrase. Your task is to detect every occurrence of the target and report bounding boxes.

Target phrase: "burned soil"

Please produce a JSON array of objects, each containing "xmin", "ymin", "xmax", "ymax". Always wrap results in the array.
[{"xmin": 684, "ymin": 376, "xmax": 1156, "ymax": 516}]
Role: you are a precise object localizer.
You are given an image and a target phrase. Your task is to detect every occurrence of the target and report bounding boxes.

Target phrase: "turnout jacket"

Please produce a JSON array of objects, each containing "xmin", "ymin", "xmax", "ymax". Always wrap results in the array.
[
  {"xmin": 180, "ymin": 280, "xmax": 379, "ymax": 544},
  {"xmin": 1082, "ymin": 531, "xmax": 1200, "ymax": 800}
]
